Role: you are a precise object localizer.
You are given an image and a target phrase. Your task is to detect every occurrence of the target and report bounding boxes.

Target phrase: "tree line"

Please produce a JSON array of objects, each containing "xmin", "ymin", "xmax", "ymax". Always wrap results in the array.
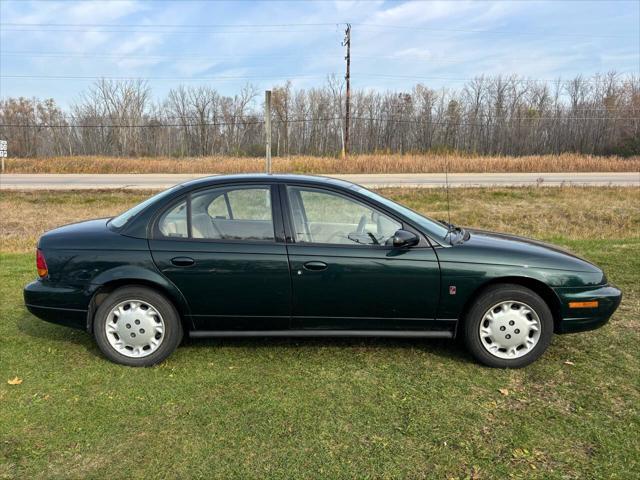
[{"xmin": 1, "ymin": 73, "xmax": 638, "ymax": 158}]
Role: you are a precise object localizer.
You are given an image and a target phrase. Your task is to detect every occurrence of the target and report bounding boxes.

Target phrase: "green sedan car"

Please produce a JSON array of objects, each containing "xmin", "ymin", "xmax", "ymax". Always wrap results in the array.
[{"xmin": 24, "ymin": 174, "xmax": 621, "ymax": 368}]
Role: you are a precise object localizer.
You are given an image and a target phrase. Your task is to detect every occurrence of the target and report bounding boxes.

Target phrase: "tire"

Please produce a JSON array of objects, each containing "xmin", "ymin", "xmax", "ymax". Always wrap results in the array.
[
  {"xmin": 463, "ymin": 284, "xmax": 553, "ymax": 368},
  {"xmin": 93, "ymin": 286, "xmax": 183, "ymax": 367}
]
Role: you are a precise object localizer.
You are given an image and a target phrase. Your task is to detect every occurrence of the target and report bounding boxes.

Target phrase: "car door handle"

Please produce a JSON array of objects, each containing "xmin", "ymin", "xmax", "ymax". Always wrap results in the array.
[
  {"xmin": 171, "ymin": 257, "xmax": 195, "ymax": 267},
  {"xmin": 303, "ymin": 261, "xmax": 328, "ymax": 271}
]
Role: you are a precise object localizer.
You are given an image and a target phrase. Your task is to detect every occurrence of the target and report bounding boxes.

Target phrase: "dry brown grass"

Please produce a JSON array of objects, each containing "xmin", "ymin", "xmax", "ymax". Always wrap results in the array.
[
  {"xmin": 384, "ymin": 187, "xmax": 640, "ymax": 242},
  {"xmin": 4, "ymin": 153, "xmax": 640, "ymax": 174},
  {"xmin": 2, "ymin": 187, "xmax": 638, "ymax": 253},
  {"xmin": 0, "ymin": 190, "xmax": 150, "ymax": 253}
]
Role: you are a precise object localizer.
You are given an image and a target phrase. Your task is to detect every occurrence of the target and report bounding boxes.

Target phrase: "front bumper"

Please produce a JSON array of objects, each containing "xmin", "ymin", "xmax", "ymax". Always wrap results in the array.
[
  {"xmin": 555, "ymin": 285, "xmax": 622, "ymax": 334},
  {"xmin": 24, "ymin": 280, "xmax": 88, "ymax": 330}
]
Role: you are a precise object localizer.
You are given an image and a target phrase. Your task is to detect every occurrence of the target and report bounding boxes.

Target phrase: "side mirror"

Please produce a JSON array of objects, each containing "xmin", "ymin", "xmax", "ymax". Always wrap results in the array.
[{"xmin": 392, "ymin": 229, "xmax": 419, "ymax": 248}]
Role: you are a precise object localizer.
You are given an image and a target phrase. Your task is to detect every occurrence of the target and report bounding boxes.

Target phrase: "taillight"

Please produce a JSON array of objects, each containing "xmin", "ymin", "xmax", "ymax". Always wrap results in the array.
[{"xmin": 36, "ymin": 249, "xmax": 48, "ymax": 278}]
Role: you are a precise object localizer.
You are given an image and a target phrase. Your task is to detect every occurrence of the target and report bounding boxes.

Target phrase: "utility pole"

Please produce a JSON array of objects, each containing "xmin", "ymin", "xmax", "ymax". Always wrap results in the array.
[
  {"xmin": 265, "ymin": 90, "xmax": 272, "ymax": 174},
  {"xmin": 342, "ymin": 23, "xmax": 351, "ymax": 159}
]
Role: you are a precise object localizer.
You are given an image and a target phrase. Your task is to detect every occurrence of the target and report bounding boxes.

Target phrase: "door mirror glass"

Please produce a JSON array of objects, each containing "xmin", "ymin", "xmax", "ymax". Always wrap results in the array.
[{"xmin": 392, "ymin": 229, "xmax": 419, "ymax": 248}]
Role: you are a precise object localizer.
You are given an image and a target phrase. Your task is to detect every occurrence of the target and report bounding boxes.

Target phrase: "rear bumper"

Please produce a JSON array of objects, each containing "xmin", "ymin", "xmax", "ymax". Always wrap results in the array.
[
  {"xmin": 24, "ymin": 280, "xmax": 87, "ymax": 330},
  {"xmin": 555, "ymin": 285, "xmax": 622, "ymax": 334}
]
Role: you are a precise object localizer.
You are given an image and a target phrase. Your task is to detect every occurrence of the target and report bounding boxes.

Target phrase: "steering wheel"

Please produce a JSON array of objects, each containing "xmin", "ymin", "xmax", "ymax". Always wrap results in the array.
[
  {"xmin": 325, "ymin": 215, "xmax": 369, "ymax": 245},
  {"xmin": 326, "ymin": 230, "xmax": 349, "ymax": 244}
]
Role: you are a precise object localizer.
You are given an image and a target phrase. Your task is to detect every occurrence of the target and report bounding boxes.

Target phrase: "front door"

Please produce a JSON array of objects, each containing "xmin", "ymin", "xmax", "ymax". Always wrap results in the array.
[
  {"xmin": 149, "ymin": 184, "xmax": 291, "ymax": 330},
  {"xmin": 283, "ymin": 185, "xmax": 441, "ymax": 331}
]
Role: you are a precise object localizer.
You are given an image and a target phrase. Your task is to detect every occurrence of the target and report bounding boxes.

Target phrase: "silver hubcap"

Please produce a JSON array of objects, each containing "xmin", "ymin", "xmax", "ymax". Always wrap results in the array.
[
  {"xmin": 479, "ymin": 300, "xmax": 541, "ymax": 359},
  {"xmin": 105, "ymin": 299, "xmax": 165, "ymax": 358}
]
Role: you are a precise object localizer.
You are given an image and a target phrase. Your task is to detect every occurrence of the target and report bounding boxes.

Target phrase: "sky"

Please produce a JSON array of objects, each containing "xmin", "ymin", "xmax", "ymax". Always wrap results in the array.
[{"xmin": 0, "ymin": 0, "xmax": 638, "ymax": 107}]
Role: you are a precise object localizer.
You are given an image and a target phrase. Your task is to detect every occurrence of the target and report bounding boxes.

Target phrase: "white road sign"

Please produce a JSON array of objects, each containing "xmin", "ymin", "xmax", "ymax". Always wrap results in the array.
[{"xmin": 0, "ymin": 140, "xmax": 6, "ymax": 171}]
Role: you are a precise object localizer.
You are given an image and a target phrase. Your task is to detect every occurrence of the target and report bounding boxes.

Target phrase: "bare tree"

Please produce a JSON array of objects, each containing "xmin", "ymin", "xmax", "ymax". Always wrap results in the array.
[{"xmin": 1, "ymin": 73, "xmax": 638, "ymax": 158}]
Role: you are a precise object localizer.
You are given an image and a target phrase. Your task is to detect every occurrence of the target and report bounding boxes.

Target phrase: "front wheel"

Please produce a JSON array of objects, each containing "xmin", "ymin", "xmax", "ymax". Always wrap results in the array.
[
  {"xmin": 464, "ymin": 284, "xmax": 554, "ymax": 368},
  {"xmin": 93, "ymin": 286, "xmax": 183, "ymax": 367}
]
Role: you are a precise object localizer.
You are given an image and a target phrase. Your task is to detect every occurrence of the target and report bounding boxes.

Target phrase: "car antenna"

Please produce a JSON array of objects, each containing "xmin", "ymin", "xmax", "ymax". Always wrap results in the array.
[
  {"xmin": 445, "ymin": 156, "xmax": 451, "ymax": 224},
  {"xmin": 444, "ymin": 155, "xmax": 453, "ymax": 244}
]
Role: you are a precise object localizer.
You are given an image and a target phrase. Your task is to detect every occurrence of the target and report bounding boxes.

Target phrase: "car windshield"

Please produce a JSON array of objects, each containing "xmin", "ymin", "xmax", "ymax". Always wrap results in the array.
[
  {"xmin": 352, "ymin": 185, "xmax": 450, "ymax": 242},
  {"xmin": 108, "ymin": 185, "xmax": 181, "ymax": 229}
]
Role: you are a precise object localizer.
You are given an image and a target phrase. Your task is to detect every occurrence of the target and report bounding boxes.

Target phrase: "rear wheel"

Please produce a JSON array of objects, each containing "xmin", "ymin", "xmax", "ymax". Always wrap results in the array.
[
  {"xmin": 464, "ymin": 284, "xmax": 553, "ymax": 368},
  {"xmin": 93, "ymin": 286, "xmax": 183, "ymax": 367}
]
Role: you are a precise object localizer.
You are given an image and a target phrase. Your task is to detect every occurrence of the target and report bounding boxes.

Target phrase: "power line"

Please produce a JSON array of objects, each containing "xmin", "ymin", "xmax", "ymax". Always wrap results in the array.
[
  {"xmin": 0, "ymin": 117, "xmax": 346, "ymax": 128},
  {"xmin": 0, "ymin": 28, "xmax": 334, "ymax": 34},
  {"xmin": 2, "ymin": 51, "xmax": 637, "ymax": 70},
  {"xmin": 21, "ymin": 109, "xmax": 640, "ymax": 122},
  {"xmin": 2, "ymin": 73, "xmax": 633, "ymax": 84},
  {"xmin": 0, "ymin": 51, "xmax": 341, "ymax": 60},
  {"xmin": 0, "ymin": 51, "xmax": 465, "ymax": 63},
  {"xmin": 357, "ymin": 73, "xmax": 637, "ymax": 84},
  {"xmin": 30, "ymin": 107, "xmax": 640, "ymax": 123},
  {"xmin": 0, "ymin": 121, "xmax": 265, "ymax": 128},
  {"xmin": 350, "ymin": 22, "xmax": 633, "ymax": 39},
  {"xmin": 351, "ymin": 116, "xmax": 640, "ymax": 123},
  {"xmin": 1, "ymin": 21, "xmax": 633, "ymax": 39},
  {"xmin": 0, "ymin": 22, "xmax": 342, "ymax": 28},
  {"xmin": 0, "ymin": 73, "xmax": 333, "ymax": 81},
  {"xmin": 2, "ymin": 116, "xmax": 638, "ymax": 129},
  {"xmin": 3, "ymin": 0, "xmax": 625, "ymax": 2}
]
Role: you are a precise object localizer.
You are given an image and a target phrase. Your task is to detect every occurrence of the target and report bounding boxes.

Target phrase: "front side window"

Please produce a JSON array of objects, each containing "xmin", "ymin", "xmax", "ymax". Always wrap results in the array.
[
  {"xmin": 353, "ymin": 185, "xmax": 450, "ymax": 242},
  {"xmin": 192, "ymin": 186, "xmax": 274, "ymax": 241},
  {"xmin": 287, "ymin": 187, "xmax": 401, "ymax": 246}
]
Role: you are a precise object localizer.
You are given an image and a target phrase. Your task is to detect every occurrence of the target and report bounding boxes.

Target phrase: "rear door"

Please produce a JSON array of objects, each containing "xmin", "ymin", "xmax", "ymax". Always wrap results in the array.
[
  {"xmin": 282, "ymin": 184, "xmax": 442, "ymax": 332},
  {"xmin": 149, "ymin": 183, "xmax": 291, "ymax": 331}
]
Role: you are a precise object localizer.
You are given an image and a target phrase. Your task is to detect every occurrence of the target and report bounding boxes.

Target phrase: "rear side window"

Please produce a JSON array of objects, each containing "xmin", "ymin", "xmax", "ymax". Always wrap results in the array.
[
  {"xmin": 157, "ymin": 185, "xmax": 275, "ymax": 242},
  {"xmin": 225, "ymin": 189, "xmax": 273, "ymax": 221}
]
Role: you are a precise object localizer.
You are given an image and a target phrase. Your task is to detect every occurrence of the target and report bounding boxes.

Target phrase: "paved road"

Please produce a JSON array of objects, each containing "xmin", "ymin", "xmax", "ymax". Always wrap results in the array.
[{"xmin": 1, "ymin": 172, "xmax": 638, "ymax": 190}]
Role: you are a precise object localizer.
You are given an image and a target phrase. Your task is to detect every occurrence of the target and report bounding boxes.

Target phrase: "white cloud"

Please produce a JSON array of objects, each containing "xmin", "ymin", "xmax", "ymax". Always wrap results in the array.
[
  {"xmin": 1, "ymin": 0, "xmax": 637, "ymax": 103},
  {"xmin": 65, "ymin": 0, "xmax": 146, "ymax": 23},
  {"xmin": 370, "ymin": 0, "xmax": 476, "ymax": 24},
  {"xmin": 394, "ymin": 48, "xmax": 435, "ymax": 60}
]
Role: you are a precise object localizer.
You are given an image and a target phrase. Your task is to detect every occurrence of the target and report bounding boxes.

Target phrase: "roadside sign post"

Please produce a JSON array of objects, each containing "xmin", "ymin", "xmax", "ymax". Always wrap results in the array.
[{"xmin": 0, "ymin": 140, "xmax": 7, "ymax": 173}]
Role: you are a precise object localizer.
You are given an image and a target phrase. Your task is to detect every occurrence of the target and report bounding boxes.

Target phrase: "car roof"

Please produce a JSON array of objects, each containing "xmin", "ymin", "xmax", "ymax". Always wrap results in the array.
[{"xmin": 176, "ymin": 173, "xmax": 359, "ymax": 192}]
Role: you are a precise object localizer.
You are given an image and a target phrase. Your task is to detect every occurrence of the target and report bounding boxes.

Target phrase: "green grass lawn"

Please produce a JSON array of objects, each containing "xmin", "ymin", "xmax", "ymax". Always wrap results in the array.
[{"xmin": 1, "ymin": 190, "xmax": 639, "ymax": 479}]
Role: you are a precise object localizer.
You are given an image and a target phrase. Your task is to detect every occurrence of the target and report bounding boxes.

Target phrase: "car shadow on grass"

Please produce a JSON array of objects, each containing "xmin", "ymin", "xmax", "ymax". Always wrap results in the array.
[
  {"xmin": 17, "ymin": 310, "xmax": 103, "ymax": 358},
  {"xmin": 182, "ymin": 335, "xmax": 473, "ymax": 365},
  {"xmin": 17, "ymin": 309, "xmax": 472, "ymax": 366}
]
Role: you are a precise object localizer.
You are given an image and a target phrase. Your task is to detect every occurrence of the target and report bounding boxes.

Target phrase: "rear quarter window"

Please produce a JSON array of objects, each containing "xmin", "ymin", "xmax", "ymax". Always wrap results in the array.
[{"xmin": 158, "ymin": 200, "xmax": 188, "ymax": 238}]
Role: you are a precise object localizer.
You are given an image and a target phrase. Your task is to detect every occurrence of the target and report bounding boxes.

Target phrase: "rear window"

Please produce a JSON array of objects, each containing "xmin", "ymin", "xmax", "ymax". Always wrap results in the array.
[{"xmin": 109, "ymin": 186, "xmax": 181, "ymax": 229}]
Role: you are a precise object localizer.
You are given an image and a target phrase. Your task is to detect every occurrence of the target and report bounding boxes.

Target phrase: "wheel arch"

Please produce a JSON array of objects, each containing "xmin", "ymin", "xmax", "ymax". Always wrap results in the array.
[
  {"xmin": 457, "ymin": 276, "xmax": 563, "ymax": 336},
  {"xmin": 86, "ymin": 278, "xmax": 191, "ymax": 334}
]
